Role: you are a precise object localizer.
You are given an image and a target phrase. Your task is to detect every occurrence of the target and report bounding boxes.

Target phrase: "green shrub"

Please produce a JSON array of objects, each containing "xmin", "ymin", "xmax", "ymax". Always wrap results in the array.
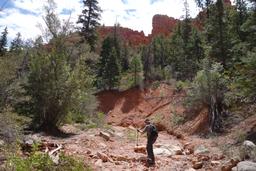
[
  {"xmin": 0, "ymin": 108, "xmax": 30, "ymax": 144},
  {"xmin": 6, "ymin": 150, "xmax": 90, "ymax": 171},
  {"xmin": 186, "ymin": 58, "xmax": 227, "ymax": 108},
  {"xmin": 171, "ymin": 112, "xmax": 185, "ymax": 126},
  {"xmin": 151, "ymin": 81, "xmax": 161, "ymax": 90},
  {"xmin": 175, "ymin": 80, "xmax": 189, "ymax": 92}
]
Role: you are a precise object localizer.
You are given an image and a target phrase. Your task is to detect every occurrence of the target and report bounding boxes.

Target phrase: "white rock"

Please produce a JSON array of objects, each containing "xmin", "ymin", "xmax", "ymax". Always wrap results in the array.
[
  {"xmin": 194, "ymin": 145, "xmax": 209, "ymax": 155},
  {"xmin": 185, "ymin": 168, "xmax": 196, "ymax": 171},
  {"xmin": 168, "ymin": 145, "xmax": 183, "ymax": 155},
  {"xmin": 0, "ymin": 140, "xmax": 4, "ymax": 146},
  {"xmin": 99, "ymin": 131, "xmax": 110, "ymax": 141},
  {"xmin": 232, "ymin": 161, "xmax": 256, "ymax": 171},
  {"xmin": 95, "ymin": 159, "xmax": 103, "ymax": 167},
  {"xmin": 243, "ymin": 141, "xmax": 256, "ymax": 148},
  {"xmin": 241, "ymin": 140, "xmax": 256, "ymax": 161},
  {"xmin": 154, "ymin": 148, "xmax": 173, "ymax": 157}
]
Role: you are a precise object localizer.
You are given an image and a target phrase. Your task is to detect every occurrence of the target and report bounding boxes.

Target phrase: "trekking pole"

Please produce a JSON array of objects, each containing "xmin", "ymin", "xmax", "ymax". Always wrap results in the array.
[{"xmin": 136, "ymin": 127, "xmax": 139, "ymax": 146}]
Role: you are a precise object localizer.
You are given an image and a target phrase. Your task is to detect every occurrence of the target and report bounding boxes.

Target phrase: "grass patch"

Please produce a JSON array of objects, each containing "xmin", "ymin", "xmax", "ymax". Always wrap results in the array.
[{"xmin": 4, "ymin": 143, "xmax": 92, "ymax": 171}]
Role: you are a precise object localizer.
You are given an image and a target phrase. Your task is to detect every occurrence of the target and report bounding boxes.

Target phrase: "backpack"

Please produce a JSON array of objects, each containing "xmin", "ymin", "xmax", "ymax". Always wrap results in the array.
[{"xmin": 150, "ymin": 124, "xmax": 158, "ymax": 138}]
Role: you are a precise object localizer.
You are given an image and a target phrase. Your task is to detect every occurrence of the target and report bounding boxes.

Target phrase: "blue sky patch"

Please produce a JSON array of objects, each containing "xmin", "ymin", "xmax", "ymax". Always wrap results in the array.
[
  {"xmin": 0, "ymin": 0, "xmax": 14, "ymax": 10},
  {"xmin": 150, "ymin": 0, "xmax": 162, "ymax": 4},
  {"xmin": 61, "ymin": 8, "xmax": 74, "ymax": 15},
  {"xmin": 125, "ymin": 9, "xmax": 136, "ymax": 16},
  {"xmin": 121, "ymin": 0, "xmax": 128, "ymax": 4}
]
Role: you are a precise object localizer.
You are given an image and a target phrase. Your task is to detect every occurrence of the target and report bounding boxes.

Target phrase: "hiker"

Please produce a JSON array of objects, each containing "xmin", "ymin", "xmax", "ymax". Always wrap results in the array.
[{"xmin": 137, "ymin": 119, "xmax": 158, "ymax": 166}]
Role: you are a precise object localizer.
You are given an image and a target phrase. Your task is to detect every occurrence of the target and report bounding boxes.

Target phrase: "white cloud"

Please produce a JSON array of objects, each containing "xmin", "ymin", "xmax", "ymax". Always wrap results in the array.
[
  {"xmin": 99, "ymin": 0, "xmax": 199, "ymax": 35},
  {"xmin": 0, "ymin": 0, "xmax": 82, "ymax": 42},
  {"xmin": 0, "ymin": 0, "xmax": 199, "ymax": 42}
]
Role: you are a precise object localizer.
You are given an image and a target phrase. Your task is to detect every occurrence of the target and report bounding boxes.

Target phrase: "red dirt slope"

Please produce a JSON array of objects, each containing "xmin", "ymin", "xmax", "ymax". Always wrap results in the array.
[{"xmin": 97, "ymin": 83, "xmax": 186, "ymax": 130}]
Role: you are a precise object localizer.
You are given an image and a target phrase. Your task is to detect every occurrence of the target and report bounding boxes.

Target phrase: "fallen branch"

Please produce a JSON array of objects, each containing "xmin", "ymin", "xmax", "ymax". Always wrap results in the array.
[{"xmin": 49, "ymin": 144, "xmax": 62, "ymax": 155}]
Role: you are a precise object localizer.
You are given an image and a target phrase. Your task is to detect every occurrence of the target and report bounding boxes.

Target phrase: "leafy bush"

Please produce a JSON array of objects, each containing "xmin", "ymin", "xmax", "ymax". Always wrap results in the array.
[
  {"xmin": 171, "ymin": 112, "xmax": 185, "ymax": 126},
  {"xmin": 175, "ymin": 80, "xmax": 189, "ymax": 92},
  {"xmin": 6, "ymin": 151, "xmax": 90, "ymax": 171},
  {"xmin": 186, "ymin": 58, "xmax": 227, "ymax": 108},
  {"xmin": 0, "ymin": 108, "xmax": 30, "ymax": 144},
  {"xmin": 26, "ymin": 47, "xmax": 95, "ymax": 130}
]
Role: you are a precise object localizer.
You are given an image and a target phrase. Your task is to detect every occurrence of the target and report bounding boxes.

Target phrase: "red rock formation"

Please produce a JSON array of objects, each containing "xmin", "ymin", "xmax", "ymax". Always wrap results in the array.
[
  {"xmin": 97, "ymin": 15, "xmax": 179, "ymax": 47},
  {"xmin": 150, "ymin": 14, "xmax": 178, "ymax": 38},
  {"xmin": 97, "ymin": 26, "xmax": 149, "ymax": 46},
  {"xmin": 223, "ymin": 0, "xmax": 231, "ymax": 6}
]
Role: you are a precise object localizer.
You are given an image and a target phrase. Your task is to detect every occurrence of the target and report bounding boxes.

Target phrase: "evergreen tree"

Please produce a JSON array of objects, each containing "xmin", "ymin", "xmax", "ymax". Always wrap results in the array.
[
  {"xmin": 77, "ymin": 0, "xmax": 102, "ymax": 51},
  {"xmin": 121, "ymin": 43, "xmax": 130, "ymax": 72},
  {"xmin": 168, "ymin": 2, "xmax": 202, "ymax": 81},
  {"xmin": 10, "ymin": 32, "xmax": 23, "ymax": 53},
  {"xmin": 195, "ymin": 0, "xmax": 213, "ymax": 18},
  {"xmin": 97, "ymin": 37, "xmax": 121, "ymax": 90},
  {"xmin": 152, "ymin": 36, "xmax": 170, "ymax": 79},
  {"xmin": 141, "ymin": 45, "xmax": 154, "ymax": 81},
  {"xmin": 234, "ymin": 0, "xmax": 248, "ymax": 40},
  {"xmin": 130, "ymin": 54, "xmax": 143, "ymax": 86},
  {"xmin": 0, "ymin": 27, "xmax": 8, "ymax": 56}
]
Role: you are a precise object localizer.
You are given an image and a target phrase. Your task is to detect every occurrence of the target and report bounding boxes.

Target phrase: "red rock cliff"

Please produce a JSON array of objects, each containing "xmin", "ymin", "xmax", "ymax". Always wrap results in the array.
[
  {"xmin": 150, "ymin": 14, "xmax": 178, "ymax": 38},
  {"xmin": 98, "ymin": 26, "xmax": 149, "ymax": 46}
]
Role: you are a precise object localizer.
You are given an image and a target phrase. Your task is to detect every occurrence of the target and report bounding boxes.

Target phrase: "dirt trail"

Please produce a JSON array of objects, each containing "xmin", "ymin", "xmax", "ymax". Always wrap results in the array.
[{"xmin": 38, "ymin": 124, "xmax": 228, "ymax": 171}]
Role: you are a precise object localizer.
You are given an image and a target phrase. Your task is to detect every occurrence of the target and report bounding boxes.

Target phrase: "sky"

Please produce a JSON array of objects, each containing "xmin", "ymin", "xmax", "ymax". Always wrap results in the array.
[{"xmin": 0, "ymin": 0, "xmax": 200, "ymax": 43}]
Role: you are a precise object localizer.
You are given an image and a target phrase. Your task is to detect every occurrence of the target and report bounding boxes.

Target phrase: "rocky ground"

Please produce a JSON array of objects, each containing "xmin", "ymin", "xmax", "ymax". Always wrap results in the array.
[{"xmin": 32, "ymin": 124, "xmax": 241, "ymax": 171}]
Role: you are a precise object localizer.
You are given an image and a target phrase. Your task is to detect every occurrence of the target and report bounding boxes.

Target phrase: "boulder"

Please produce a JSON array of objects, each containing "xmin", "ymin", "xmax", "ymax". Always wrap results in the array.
[
  {"xmin": 134, "ymin": 146, "xmax": 146, "ymax": 154},
  {"xmin": 154, "ymin": 147, "xmax": 173, "ymax": 157},
  {"xmin": 232, "ymin": 161, "xmax": 256, "ymax": 171},
  {"xmin": 154, "ymin": 144, "xmax": 183, "ymax": 157},
  {"xmin": 194, "ymin": 145, "xmax": 209, "ymax": 155},
  {"xmin": 168, "ymin": 145, "xmax": 183, "ymax": 155},
  {"xmin": 240, "ymin": 140, "xmax": 256, "ymax": 161},
  {"xmin": 99, "ymin": 131, "xmax": 111, "ymax": 141},
  {"xmin": 184, "ymin": 142, "xmax": 194, "ymax": 154},
  {"xmin": 95, "ymin": 159, "xmax": 103, "ymax": 167},
  {"xmin": 221, "ymin": 159, "xmax": 240, "ymax": 171},
  {"xmin": 192, "ymin": 161, "xmax": 203, "ymax": 169},
  {"xmin": 97, "ymin": 152, "xmax": 110, "ymax": 162}
]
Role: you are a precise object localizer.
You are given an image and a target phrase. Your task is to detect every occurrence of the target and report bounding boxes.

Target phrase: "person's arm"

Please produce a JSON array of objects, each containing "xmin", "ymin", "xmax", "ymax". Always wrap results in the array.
[{"xmin": 137, "ymin": 125, "xmax": 147, "ymax": 134}]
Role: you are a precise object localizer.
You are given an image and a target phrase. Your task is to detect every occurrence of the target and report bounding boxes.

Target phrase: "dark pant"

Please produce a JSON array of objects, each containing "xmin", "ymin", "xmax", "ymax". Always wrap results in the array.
[{"xmin": 146, "ymin": 136, "xmax": 157, "ymax": 165}]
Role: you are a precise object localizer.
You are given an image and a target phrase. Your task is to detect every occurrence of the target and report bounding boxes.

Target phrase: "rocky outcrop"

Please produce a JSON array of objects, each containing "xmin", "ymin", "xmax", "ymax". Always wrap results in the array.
[
  {"xmin": 150, "ymin": 14, "xmax": 178, "ymax": 38},
  {"xmin": 98, "ymin": 26, "xmax": 149, "ymax": 46}
]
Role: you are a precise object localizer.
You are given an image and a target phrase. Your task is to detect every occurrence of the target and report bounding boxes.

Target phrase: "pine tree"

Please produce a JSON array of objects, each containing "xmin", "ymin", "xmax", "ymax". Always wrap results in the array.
[
  {"xmin": 141, "ymin": 45, "xmax": 154, "ymax": 81},
  {"xmin": 130, "ymin": 55, "xmax": 143, "ymax": 86},
  {"xmin": 235, "ymin": 0, "xmax": 248, "ymax": 40},
  {"xmin": 97, "ymin": 37, "xmax": 121, "ymax": 90},
  {"xmin": 121, "ymin": 43, "xmax": 130, "ymax": 72},
  {"xmin": 77, "ymin": 0, "xmax": 102, "ymax": 51},
  {"xmin": 152, "ymin": 36, "xmax": 170, "ymax": 79},
  {"xmin": 195, "ymin": 0, "xmax": 213, "ymax": 18},
  {"xmin": 0, "ymin": 27, "xmax": 8, "ymax": 56},
  {"xmin": 10, "ymin": 32, "xmax": 23, "ymax": 53},
  {"xmin": 168, "ymin": 2, "xmax": 201, "ymax": 81}
]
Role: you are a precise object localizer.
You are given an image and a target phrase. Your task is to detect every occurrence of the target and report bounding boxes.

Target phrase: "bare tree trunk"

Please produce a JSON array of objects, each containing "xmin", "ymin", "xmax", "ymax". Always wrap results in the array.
[{"xmin": 209, "ymin": 96, "xmax": 223, "ymax": 133}]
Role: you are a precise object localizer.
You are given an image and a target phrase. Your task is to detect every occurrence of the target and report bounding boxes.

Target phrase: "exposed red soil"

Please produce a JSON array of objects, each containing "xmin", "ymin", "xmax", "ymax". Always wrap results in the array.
[{"xmin": 97, "ymin": 83, "xmax": 186, "ymax": 130}]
